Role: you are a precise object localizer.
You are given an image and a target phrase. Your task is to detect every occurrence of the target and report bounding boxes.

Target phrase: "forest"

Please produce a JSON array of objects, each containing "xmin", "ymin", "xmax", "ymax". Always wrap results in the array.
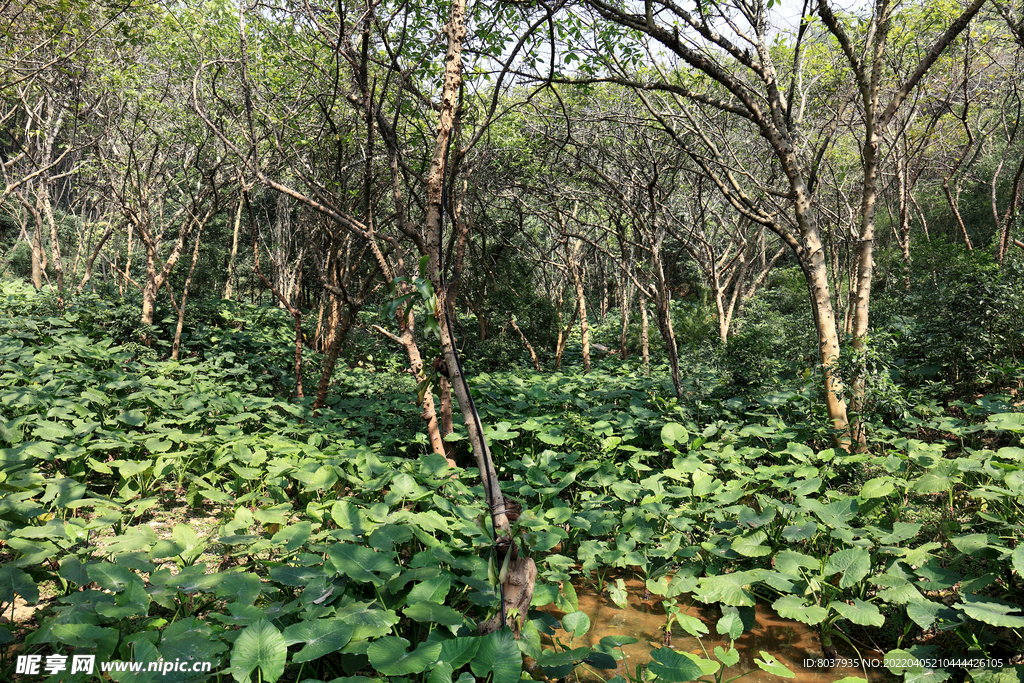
[{"xmin": 2, "ymin": 0, "xmax": 1024, "ymax": 681}]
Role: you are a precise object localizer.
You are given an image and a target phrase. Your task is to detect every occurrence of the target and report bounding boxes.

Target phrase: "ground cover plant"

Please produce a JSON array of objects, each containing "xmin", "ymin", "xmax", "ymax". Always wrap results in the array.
[{"xmin": 2, "ymin": 282, "xmax": 1023, "ymax": 683}]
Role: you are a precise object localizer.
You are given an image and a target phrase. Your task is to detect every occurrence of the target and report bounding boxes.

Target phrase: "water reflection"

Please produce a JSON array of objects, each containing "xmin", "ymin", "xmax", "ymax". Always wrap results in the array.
[{"xmin": 541, "ymin": 575, "xmax": 895, "ymax": 683}]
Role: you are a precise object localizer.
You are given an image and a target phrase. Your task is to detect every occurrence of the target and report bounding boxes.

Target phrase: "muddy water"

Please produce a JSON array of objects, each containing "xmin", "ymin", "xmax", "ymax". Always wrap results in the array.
[{"xmin": 543, "ymin": 576, "xmax": 896, "ymax": 683}]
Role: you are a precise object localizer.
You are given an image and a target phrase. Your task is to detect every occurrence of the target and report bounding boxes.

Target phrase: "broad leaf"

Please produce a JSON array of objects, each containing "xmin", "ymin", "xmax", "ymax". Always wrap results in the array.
[{"xmin": 230, "ymin": 619, "xmax": 287, "ymax": 683}]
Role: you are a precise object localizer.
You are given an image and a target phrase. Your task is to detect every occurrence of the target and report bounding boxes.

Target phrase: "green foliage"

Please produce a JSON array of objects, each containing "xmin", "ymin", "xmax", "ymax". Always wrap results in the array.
[
  {"xmin": 721, "ymin": 269, "xmax": 816, "ymax": 392},
  {"xmin": 2, "ymin": 281, "xmax": 1023, "ymax": 683},
  {"xmin": 875, "ymin": 242, "xmax": 1024, "ymax": 393}
]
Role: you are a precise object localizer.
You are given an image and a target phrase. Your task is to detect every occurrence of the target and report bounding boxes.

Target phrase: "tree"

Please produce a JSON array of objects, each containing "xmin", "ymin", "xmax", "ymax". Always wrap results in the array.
[{"xmin": 569, "ymin": 0, "xmax": 986, "ymax": 443}]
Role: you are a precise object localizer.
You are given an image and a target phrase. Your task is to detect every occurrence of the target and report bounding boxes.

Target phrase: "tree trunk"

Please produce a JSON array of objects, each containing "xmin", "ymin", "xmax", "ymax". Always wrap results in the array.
[
  {"xmin": 421, "ymin": 0, "xmax": 531, "ymax": 637},
  {"xmin": 371, "ymin": 316, "xmax": 446, "ymax": 456},
  {"xmin": 30, "ymin": 206, "xmax": 43, "ymax": 290},
  {"xmin": 510, "ymin": 318, "xmax": 542, "ymax": 371},
  {"xmin": 570, "ymin": 242, "xmax": 591, "ymax": 373},
  {"xmin": 171, "ymin": 222, "xmax": 206, "ymax": 360},
  {"xmin": 997, "ymin": 154, "xmax": 1024, "ymax": 264},
  {"xmin": 40, "ymin": 191, "xmax": 64, "ymax": 300},
  {"xmin": 653, "ymin": 246, "xmax": 682, "ymax": 397},
  {"xmin": 224, "ymin": 197, "xmax": 242, "ymax": 299},
  {"xmin": 619, "ymin": 281, "xmax": 632, "ymax": 359},
  {"xmin": 640, "ymin": 300, "xmax": 650, "ymax": 377}
]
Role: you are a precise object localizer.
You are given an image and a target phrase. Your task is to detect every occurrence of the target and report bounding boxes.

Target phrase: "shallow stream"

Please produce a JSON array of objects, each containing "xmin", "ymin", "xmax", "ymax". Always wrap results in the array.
[{"xmin": 542, "ymin": 576, "xmax": 896, "ymax": 683}]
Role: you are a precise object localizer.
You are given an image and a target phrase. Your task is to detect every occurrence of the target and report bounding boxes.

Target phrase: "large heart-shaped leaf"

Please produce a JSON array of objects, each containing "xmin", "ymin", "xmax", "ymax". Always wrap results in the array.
[
  {"xmin": 562, "ymin": 611, "xmax": 591, "ymax": 639},
  {"xmin": 831, "ymin": 599, "xmax": 884, "ymax": 627},
  {"xmin": 328, "ymin": 544, "xmax": 400, "ymax": 586},
  {"xmin": 755, "ymin": 651, "xmax": 795, "ymax": 678},
  {"xmin": 0, "ymin": 565, "xmax": 38, "ymax": 605},
  {"xmin": 648, "ymin": 647, "xmax": 704, "ymax": 682},
  {"xmin": 470, "ymin": 628, "xmax": 522, "ymax": 683},
  {"xmin": 823, "ymin": 547, "xmax": 871, "ymax": 588},
  {"xmin": 404, "ymin": 601, "xmax": 465, "ymax": 628},
  {"xmin": 772, "ymin": 596, "xmax": 828, "ymax": 626},
  {"xmin": 954, "ymin": 595, "xmax": 1024, "ymax": 627},
  {"xmin": 229, "ymin": 619, "xmax": 287, "ymax": 683},
  {"xmin": 282, "ymin": 620, "xmax": 354, "ymax": 663},
  {"xmin": 368, "ymin": 636, "xmax": 442, "ymax": 676}
]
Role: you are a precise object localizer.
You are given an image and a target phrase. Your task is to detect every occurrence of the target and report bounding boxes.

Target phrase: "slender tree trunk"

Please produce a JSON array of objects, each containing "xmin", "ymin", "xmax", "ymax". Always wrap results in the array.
[
  {"xmin": 619, "ymin": 281, "xmax": 632, "ymax": 359},
  {"xmin": 224, "ymin": 197, "xmax": 242, "ymax": 299},
  {"xmin": 997, "ymin": 154, "xmax": 1024, "ymax": 264},
  {"xmin": 640, "ymin": 301, "xmax": 650, "ymax": 377},
  {"xmin": 141, "ymin": 248, "xmax": 159, "ymax": 327},
  {"xmin": 943, "ymin": 177, "xmax": 973, "ymax": 250},
  {"xmin": 372, "ymin": 316, "xmax": 446, "ymax": 456},
  {"xmin": 30, "ymin": 206, "xmax": 43, "ymax": 290},
  {"xmin": 421, "ymin": 0, "xmax": 532, "ymax": 638},
  {"xmin": 599, "ymin": 256, "xmax": 609, "ymax": 319},
  {"xmin": 41, "ymin": 191, "xmax": 64, "ymax": 300},
  {"xmin": 896, "ymin": 153, "xmax": 912, "ymax": 287},
  {"xmin": 653, "ymin": 245, "xmax": 682, "ymax": 397},
  {"xmin": 123, "ymin": 221, "xmax": 133, "ymax": 297},
  {"xmin": 569, "ymin": 242, "xmax": 591, "ymax": 373},
  {"xmin": 510, "ymin": 318, "xmax": 542, "ymax": 371},
  {"xmin": 171, "ymin": 223, "xmax": 206, "ymax": 360}
]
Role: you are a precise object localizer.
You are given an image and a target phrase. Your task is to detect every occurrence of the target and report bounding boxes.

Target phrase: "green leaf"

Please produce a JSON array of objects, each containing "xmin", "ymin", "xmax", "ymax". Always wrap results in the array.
[
  {"xmin": 562, "ymin": 610, "xmax": 591, "ymax": 638},
  {"xmin": 87, "ymin": 561, "xmax": 136, "ymax": 593},
  {"xmin": 771, "ymin": 596, "xmax": 829, "ymax": 625},
  {"xmin": 906, "ymin": 600, "xmax": 961, "ymax": 630},
  {"xmin": 714, "ymin": 646, "xmax": 740, "ymax": 667},
  {"xmin": 648, "ymin": 647, "xmax": 704, "ymax": 682},
  {"xmin": 988, "ymin": 413, "xmax": 1024, "ymax": 431},
  {"xmin": 950, "ymin": 534, "xmax": 1000, "ymax": 559},
  {"xmin": 823, "ymin": 547, "xmax": 871, "ymax": 588},
  {"xmin": 859, "ymin": 476, "xmax": 895, "ymax": 499},
  {"xmin": 1013, "ymin": 545, "xmax": 1024, "ymax": 578},
  {"xmin": 716, "ymin": 606, "xmax": 745, "ymax": 640},
  {"xmin": 693, "ymin": 573, "xmax": 756, "ymax": 607},
  {"xmin": 438, "ymin": 636, "xmax": 482, "ymax": 669},
  {"xmin": 471, "ymin": 628, "xmax": 522, "ymax": 683},
  {"xmin": 661, "ymin": 423, "xmax": 688, "ymax": 447},
  {"xmin": 755, "ymin": 651, "xmax": 795, "ymax": 678},
  {"xmin": 230, "ymin": 619, "xmax": 286, "ymax": 683},
  {"xmin": 216, "ymin": 573, "xmax": 262, "ymax": 605},
  {"xmin": 731, "ymin": 530, "xmax": 771, "ymax": 557},
  {"xmin": 969, "ymin": 666, "xmax": 1024, "ymax": 683},
  {"xmin": 368, "ymin": 636, "xmax": 442, "ymax": 676},
  {"xmin": 282, "ymin": 620, "xmax": 354, "ymax": 663},
  {"xmin": 608, "ymin": 578, "xmax": 628, "ymax": 609},
  {"xmin": 674, "ymin": 613, "xmax": 709, "ymax": 638},
  {"xmin": 404, "ymin": 601, "xmax": 465, "ymax": 628},
  {"xmin": 954, "ymin": 595, "xmax": 1024, "ymax": 627},
  {"xmin": 430, "ymin": 661, "xmax": 455, "ymax": 683},
  {"xmin": 58, "ymin": 557, "xmax": 89, "ymax": 587},
  {"xmin": 271, "ymin": 522, "xmax": 311, "ymax": 552},
  {"xmin": 0, "ymin": 564, "xmax": 38, "ymax": 605},
  {"xmin": 831, "ymin": 599, "xmax": 884, "ymax": 627},
  {"xmin": 328, "ymin": 544, "xmax": 400, "ymax": 585},
  {"xmin": 118, "ymin": 409, "xmax": 148, "ymax": 427}
]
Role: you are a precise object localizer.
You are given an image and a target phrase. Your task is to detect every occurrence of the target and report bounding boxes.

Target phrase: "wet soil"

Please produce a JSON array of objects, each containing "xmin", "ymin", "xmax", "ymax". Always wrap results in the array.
[{"xmin": 543, "ymin": 575, "xmax": 897, "ymax": 683}]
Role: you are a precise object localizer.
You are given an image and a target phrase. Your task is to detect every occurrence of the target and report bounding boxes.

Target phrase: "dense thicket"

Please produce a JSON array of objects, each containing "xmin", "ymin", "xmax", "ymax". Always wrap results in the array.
[{"xmin": 3, "ymin": 0, "xmax": 1024, "ymax": 681}]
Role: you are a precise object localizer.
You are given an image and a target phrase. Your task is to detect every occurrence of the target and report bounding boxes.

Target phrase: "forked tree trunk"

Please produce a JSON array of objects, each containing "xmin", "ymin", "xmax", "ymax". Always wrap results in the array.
[
  {"xmin": 421, "ymin": 0, "xmax": 532, "ymax": 638},
  {"xmin": 371, "ymin": 314, "xmax": 447, "ymax": 458}
]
